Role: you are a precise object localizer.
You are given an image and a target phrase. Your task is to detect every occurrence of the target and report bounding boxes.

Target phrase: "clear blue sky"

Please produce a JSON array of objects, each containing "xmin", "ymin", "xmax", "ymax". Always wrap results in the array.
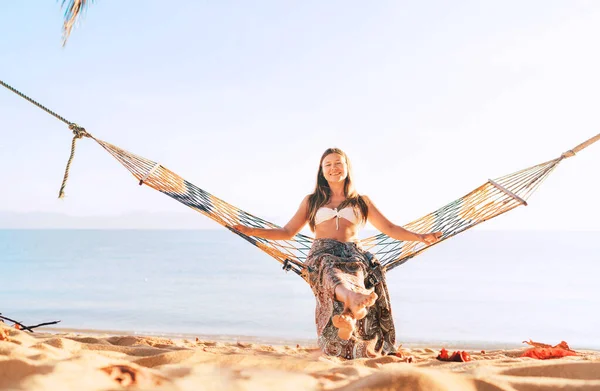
[{"xmin": 1, "ymin": 1, "xmax": 599, "ymax": 230}]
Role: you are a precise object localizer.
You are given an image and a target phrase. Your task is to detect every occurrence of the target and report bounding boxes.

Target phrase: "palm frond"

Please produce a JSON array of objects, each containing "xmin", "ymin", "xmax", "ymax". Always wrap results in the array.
[{"xmin": 61, "ymin": 0, "xmax": 93, "ymax": 46}]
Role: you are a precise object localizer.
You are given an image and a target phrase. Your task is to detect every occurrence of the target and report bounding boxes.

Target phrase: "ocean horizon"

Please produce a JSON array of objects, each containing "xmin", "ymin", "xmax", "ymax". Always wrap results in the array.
[{"xmin": 2, "ymin": 229, "xmax": 599, "ymax": 349}]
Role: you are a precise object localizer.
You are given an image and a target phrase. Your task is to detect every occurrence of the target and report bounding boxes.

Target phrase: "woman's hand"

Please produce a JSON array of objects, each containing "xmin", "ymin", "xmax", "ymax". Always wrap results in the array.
[
  {"xmin": 233, "ymin": 225, "xmax": 254, "ymax": 236},
  {"xmin": 419, "ymin": 231, "xmax": 443, "ymax": 245}
]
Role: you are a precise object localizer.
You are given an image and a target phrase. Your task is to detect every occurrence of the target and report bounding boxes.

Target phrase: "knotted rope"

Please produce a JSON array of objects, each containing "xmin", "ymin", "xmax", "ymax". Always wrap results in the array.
[
  {"xmin": 58, "ymin": 123, "xmax": 92, "ymax": 198},
  {"xmin": 0, "ymin": 79, "xmax": 93, "ymax": 198}
]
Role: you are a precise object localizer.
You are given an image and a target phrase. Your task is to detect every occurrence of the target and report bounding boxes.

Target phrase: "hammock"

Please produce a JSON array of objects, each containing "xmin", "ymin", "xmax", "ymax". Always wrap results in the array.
[{"xmin": 3, "ymin": 80, "xmax": 599, "ymax": 281}]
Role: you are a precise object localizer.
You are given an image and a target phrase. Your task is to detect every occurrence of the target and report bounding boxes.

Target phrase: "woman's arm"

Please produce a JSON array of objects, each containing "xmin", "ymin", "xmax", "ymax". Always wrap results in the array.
[
  {"xmin": 364, "ymin": 195, "xmax": 442, "ymax": 244},
  {"xmin": 232, "ymin": 195, "xmax": 310, "ymax": 240}
]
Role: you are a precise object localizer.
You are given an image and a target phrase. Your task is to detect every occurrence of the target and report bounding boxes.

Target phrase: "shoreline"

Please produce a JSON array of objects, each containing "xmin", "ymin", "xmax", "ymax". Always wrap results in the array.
[
  {"xmin": 41, "ymin": 326, "xmax": 319, "ymax": 348},
  {"xmin": 41, "ymin": 326, "xmax": 597, "ymax": 352}
]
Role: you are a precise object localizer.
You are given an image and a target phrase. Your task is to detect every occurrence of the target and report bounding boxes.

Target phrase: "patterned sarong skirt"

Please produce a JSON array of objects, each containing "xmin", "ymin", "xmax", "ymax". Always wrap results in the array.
[{"xmin": 304, "ymin": 238, "xmax": 396, "ymax": 359}]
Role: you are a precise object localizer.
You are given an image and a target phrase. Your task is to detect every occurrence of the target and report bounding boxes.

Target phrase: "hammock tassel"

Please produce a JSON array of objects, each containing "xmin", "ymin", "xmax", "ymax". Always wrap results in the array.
[{"xmin": 58, "ymin": 123, "xmax": 91, "ymax": 199}]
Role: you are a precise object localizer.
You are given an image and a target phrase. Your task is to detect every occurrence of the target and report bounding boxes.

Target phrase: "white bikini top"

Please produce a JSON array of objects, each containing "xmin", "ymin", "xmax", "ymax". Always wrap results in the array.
[{"xmin": 315, "ymin": 206, "xmax": 361, "ymax": 230}]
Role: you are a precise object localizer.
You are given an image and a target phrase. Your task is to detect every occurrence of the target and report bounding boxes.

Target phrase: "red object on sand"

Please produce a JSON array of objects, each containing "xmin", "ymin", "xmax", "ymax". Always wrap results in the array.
[
  {"xmin": 437, "ymin": 348, "xmax": 471, "ymax": 362},
  {"xmin": 521, "ymin": 347, "xmax": 576, "ymax": 359},
  {"xmin": 520, "ymin": 340, "xmax": 577, "ymax": 360},
  {"xmin": 437, "ymin": 348, "xmax": 449, "ymax": 360}
]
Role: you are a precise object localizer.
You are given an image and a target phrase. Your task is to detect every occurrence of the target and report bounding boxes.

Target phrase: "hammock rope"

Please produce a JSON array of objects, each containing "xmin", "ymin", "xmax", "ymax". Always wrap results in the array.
[
  {"xmin": 58, "ymin": 124, "xmax": 92, "ymax": 199},
  {"xmin": 0, "ymin": 80, "xmax": 95, "ymax": 198},
  {"xmin": 3, "ymin": 79, "xmax": 599, "ymax": 280}
]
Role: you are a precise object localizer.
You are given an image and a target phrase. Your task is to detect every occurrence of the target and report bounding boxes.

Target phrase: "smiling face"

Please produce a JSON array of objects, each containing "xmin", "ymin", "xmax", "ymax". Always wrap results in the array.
[
  {"xmin": 321, "ymin": 152, "xmax": 348, "ymax": 184},
  {"xmin": 307, "ymin": 148, "xmax": 364, "ymax": 231}
]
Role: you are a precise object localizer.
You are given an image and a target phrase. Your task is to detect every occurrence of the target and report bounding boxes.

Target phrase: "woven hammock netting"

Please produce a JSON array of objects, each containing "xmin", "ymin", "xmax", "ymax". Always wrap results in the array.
[
  {"xmin": 2, "ymin": 79, "xmax": 599, "ymax": 282},
  {"xmin": 93, "ymin": 134, "xmax": 599, "ymax": 280}
]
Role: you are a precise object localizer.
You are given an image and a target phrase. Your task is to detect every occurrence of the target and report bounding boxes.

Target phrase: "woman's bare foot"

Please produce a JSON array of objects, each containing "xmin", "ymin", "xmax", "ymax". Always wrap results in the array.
[
  {"xmin": 335, "ymin": 285, "xmax": 378, "ymax": 320},
  {"xmin": 348, "ymin": 290, "xmax": 378, "ymax": 319},
  {"xmin": 332, "ymin": 312, "xmax": 356, "ymax": 340}
]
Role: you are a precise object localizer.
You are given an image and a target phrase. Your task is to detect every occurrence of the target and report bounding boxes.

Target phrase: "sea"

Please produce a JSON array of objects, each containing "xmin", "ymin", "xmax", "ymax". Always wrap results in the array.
[{"xmin": 1, "ymin": 229, "xmax": 599, "ymax": 349}]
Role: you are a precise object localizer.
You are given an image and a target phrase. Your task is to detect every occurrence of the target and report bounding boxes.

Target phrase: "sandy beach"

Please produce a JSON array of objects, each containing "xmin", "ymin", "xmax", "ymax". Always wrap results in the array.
[{"xmin": 1, "ymin": 323, "xmax": 599, "ymax": 391}]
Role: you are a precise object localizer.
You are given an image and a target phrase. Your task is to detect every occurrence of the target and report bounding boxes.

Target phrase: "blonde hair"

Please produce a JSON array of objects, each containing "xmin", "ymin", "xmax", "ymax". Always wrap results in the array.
[{"xmin": 307, "ymin": 148, "xmax": 368, "ymax": 231}]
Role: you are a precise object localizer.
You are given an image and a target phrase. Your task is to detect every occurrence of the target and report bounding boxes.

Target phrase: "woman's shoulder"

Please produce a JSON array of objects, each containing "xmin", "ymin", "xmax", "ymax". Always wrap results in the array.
[{"xmin": 301, "ymin": 194, "xmax": 315, "ymax": 206}]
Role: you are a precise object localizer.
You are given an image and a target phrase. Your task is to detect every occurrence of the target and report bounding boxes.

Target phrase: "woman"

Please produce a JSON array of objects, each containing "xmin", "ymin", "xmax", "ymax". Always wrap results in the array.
[{"xmin": 234, "ymin": 148, "xmax": 441, "ymax": 359}]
